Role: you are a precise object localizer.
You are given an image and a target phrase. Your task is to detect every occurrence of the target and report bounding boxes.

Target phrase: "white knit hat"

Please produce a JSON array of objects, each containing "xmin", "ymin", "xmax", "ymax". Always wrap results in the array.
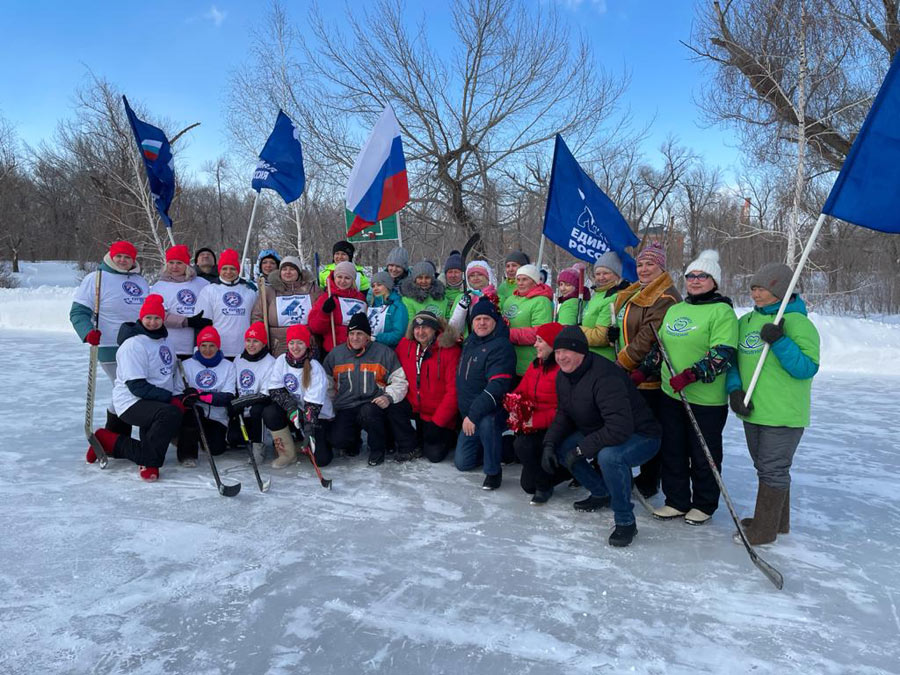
[
  {"xmin": 515, "ymin": 263, "xmax": 541, "ymax": 284},
  {"xmin": 685, "ymin": 249, "xmax": 722, "ymax": 285}
]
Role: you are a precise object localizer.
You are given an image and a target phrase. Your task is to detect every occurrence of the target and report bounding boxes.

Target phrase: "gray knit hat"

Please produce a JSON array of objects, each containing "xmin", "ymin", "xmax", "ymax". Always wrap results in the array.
[
  {"xmin": 386, "ymin": 246, "xmax": 409, "ymax": 270},
  {"xmin": 410, "ymin": 261, "xmax": 435, "ymax": 280},
  {"xmin": 750, "ymin": 262, "xmax": 793, "ymax": 300},
  {"xmin": 505, "ymin": 251, "xmax": 530, "ymax": 266},
  {"xmin": 594, "ymin": 250, "xmax": 622, "ymax": 277},
  {"xmin": 279, "ymin": 255, "xmax": 302, "ymax": 273},
  {"xmin": 372, "ymin": 270, "xmax": 395, "ymax": 291}
]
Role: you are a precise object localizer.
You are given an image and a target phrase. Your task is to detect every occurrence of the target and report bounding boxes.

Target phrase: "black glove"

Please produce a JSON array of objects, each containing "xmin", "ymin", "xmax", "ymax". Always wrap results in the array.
[
  {"xmin": 607, "ymin": 325, "xmax": 620, "ymax": 344},
  {"xmin": 182, "ymin": 389, "xmax": 200, "ymax": 408},
  {"xmin": 322, "ymin": 296, "xmax": 337, "ymax": 313},
  {"xmin": 729, "ymin": 390, "xmax": 754, "ymax": 417},
  {"xmin": 541, "ymin": 444, "xmax": 558, "ymax": 474},
  {"xmin": 759, "ymin": 321, "xmax": 784, "ymax": 345},
  {"xmin": 303, "ymin": 402, "xmax": 321, "ymax": 428},
  {"xmin": 186, "ymin": 311, "xmax": 212, "ymax": 330},
  {"xmin": 458, "ymin": 293, "xmax": 472, "ymax": 310},
  {"xmin": 563, "ymin": 446, "xmax": 584, "ymax": 471}
]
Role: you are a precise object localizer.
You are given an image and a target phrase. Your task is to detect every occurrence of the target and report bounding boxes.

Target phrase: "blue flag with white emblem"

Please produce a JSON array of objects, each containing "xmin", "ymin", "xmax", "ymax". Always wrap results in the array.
[
  {"xmin": 822, "ymin": 55, "xmax": 900, "ymax": 234},
  {"xmin": 543, "ymin": 134, "xmax": 639, "ymax": 280},
  {"xmin": 122, "ymin": 96, "xmax": 175, "ymax": 228},
  {"xmin": 251, "ymin": 110, "xmax": 305, "ymax": 204}
]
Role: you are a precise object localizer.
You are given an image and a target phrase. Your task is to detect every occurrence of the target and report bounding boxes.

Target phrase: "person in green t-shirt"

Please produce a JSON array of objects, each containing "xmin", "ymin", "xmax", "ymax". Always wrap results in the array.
[
  {"xmin": 318, "ymin": 240, "xmax": 371, "ymax": 293},
  {"xmin": 639, "ymin": 250, "xmax": 738, "ymax": 526},
  {"xmin": 726, "ymin": 262, "xmax": 819, "ymax": 546},
  {"xmin": 555, "ymin": 266, "xmax": 590, "ymax": 325},
  {"xmin": 580, "ymin": 251, "xmax": 631, "ymax": 360},
  {"xmin": 400, "ymin": 262, "xmax": 450, "ymax": 320},
  {"xmin": 441, "ymin": 250, "xmax": 466, "ymax": 311},
  {"xmin": 497, "ymin": 251, "xmax": 529, "ymax": 306},
  {"xmin": 503, "ymin": 264, "xmax": 554, "ymax": 376}
]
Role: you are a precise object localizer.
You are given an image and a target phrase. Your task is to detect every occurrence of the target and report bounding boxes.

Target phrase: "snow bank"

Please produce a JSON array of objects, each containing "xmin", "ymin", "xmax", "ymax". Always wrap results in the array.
[
  {"xmin": 0, "ymin": 286, "xmax": 78, "ymax": 333},
  {"xmin": 11, "ymin": 260, "xmax": 82, "ymax": 288}
]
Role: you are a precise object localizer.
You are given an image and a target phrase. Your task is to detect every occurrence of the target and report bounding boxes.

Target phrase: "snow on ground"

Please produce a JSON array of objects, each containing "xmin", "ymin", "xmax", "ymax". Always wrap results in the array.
[{"xmin": 1, "ymin": 327, "xmax": 899, "ymax": 674}]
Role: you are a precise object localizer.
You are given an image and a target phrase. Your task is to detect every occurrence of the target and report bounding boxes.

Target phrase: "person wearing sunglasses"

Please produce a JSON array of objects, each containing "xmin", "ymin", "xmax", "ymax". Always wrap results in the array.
[{"xmin": 637, "ymin": 250, "xmax": 738, "ymax": 526}]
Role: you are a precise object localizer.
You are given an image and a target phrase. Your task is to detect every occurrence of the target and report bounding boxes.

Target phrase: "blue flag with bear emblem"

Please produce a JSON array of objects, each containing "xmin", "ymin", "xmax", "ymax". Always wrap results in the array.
[
  {"xmin": 542, "ymin": 134, "xmax": 639, "ymax": 280},
  {"xmin": 251, "ymin": 110, "xmax": 305, "ymax": 204},
  {"xmin": 122, "ymin": 96, "xmax": 175, "ymax": 228}
]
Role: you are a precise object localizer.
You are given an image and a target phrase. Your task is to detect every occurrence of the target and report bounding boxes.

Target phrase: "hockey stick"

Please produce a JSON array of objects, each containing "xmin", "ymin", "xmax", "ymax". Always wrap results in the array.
[
  {"xmin": 178, "ymin": 362, "xmax": 241, "ymax": 497},
  {"xmin": 85, "ymin": 270, "xmax": 109, "ymax": 469},
  {"xmin": 652, "ymin": 326, "xmax": 783, "ymax": 590},
  {"xmin": 258, "ymin": 274, "xmax": 271, "ymax": 345},
  {"xmin": 300, "ymin": 428, "xmax": 332, "ymax": 489},
  {"xmin": 237, "ymin": 414, "xmax": 271, "ymax": 493},
  {"xmin": 459, "ymin": 232, "xmax": 481, "ymax": 296}
]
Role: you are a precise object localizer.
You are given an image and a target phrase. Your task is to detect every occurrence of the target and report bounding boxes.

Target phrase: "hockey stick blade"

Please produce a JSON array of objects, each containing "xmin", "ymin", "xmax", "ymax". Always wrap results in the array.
[
  {"xmin": 218, "ymin": 481, "xmax": 242, "ymax": 497},
  {"xmin": 461, "ymin": 232, "xmax": 481, "ymax": 261},
  {"xmin": 87, "ymin": 433, "xmax": 109, "ymax": 469}
]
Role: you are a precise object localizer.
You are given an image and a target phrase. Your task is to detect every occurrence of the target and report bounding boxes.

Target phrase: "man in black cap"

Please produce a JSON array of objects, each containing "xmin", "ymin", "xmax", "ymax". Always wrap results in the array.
[
  {"xmin": 318, "ymin": 240, "xmax": 371, "ymax": 292},
  {"xmin": 322, "ymin": 312, "xmax": 415, "ymax": 465},
  {"xmin": 541, "ymin": 326, "xmax": 662, "ymax": 547}
]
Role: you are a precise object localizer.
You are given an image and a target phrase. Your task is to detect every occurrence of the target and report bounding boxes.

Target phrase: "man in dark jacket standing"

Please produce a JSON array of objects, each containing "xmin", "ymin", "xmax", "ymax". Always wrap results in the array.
[
  {"xmin": 455, "ymin": 297, "xmax": 516, "ymax": 490},
  {"xmin": 542, "ymin": 326, "xmax": 661, "ymax": 547}
]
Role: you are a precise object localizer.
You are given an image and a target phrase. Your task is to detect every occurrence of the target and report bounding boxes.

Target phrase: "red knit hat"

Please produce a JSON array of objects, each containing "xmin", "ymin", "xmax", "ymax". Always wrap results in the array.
[
  {"xmin": 245, "ymin": 321, "xmax": 268, "ymax": 345},
  {"xmin": 218, "ymin": 248, "xmax": 240, "ymax": 272},
  {"xmin": 165, "ymin": 245, "xmax": 191, "ymax": 264},
  {"xmin": 535, "ymin": 321, "xmax": 564, "ymax": 347},
  {"xmin": 109, "ymin": 240, "xmax": 137, "ymax": 260},
  {"xmin": 139, "ymin": 293, "xmax": 166, "ymax": 320},
  {"xmin": 196, "ymin": 326, "xmax": 221, "ymax": 349},
  {"xmin": 285, "ymin": 324, "xmax": 311, "ymax": 346}
]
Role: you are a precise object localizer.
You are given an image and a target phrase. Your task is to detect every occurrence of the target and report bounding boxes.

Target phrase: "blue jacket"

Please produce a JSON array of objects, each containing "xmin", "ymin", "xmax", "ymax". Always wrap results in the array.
[
  {"xmin": 726, "ymin": 294, "xmax": 819, "ymax": 391},
  {"xmin": 371, "ymin": 290, "xmax": 408, "ymax": 348},
  {"xmin": 456, "ymin": 318, "xmax": 516, "ymax": 423}
]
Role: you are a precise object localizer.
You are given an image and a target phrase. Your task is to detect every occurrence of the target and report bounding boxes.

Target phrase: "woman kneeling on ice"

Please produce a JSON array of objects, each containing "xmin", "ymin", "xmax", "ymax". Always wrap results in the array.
[
  {"xmin": 178, "ymin": 327, "xmax": 237, "ymax": 465},
  {"xmin": 86, "ymin": 294, "xmax": 184, "ymax": 482},
  {"xmin": 727, "ymin": 263, "xmax": 819, "ymax": 546},
  {"xmin": 263, "ymin": 324, "xmax": 334, "ymax": 469},
  {"xmin": 229, "ymin": 322, "xmax": 276, "ymax": 465}
]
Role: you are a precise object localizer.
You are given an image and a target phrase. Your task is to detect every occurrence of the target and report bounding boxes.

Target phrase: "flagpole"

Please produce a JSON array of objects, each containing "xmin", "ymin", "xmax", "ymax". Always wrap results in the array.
[
  {"xmin": 396, "ymin": 210, "xmax": 404, "ymax": 248},
  {"xmin": 536, "ymin": 234, "xmax": 547, "ymax": 271},
  {"xmin": 165, "ymin": 226, "xmax": 176, "ymax": 247},
  {"xmin": 743, "ymin": 211, "xmax": 827, "ymax": 405},
  {"xmin": 240, "ymin": 191, "xmax": 261, "ymax": 280},
  {"xmin": 293, "ymin": 200, "xmax": 306, "ymax": 267}
]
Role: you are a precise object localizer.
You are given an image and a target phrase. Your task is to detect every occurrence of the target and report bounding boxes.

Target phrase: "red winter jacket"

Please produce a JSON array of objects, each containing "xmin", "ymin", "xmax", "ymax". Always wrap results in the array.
[
  {"xmin": 513, "ymin": 356, "xmax": 560, "ymax": 430},
  {"xmin": 396, "ymin": 330, "xmax": 461, "ymax": 429},
  {"xmin": 308, "ymin": 274, "xmax": 367, "ymax": 353}
]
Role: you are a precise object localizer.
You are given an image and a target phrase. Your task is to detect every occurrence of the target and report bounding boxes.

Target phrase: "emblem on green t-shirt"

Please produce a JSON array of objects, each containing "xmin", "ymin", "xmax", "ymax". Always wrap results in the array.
[
  {"xmin": 665, "ymin": 316, "xmax": 697, "ymax": 336},
  {"xmin": 503, "ymin": 304, "xmax": 520, "ymax": 319}
]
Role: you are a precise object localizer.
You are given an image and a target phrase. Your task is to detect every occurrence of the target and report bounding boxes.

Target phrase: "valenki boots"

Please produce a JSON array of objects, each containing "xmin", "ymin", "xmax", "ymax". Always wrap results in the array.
[
  {"xmin": 741, "ymin": 484, "xmax": 790, "ymax": 535},
  {"xmin": 271, "ymin": 427, "xmax": 298, "ymax": 468},
  {"xmin": 740, "ymin": 482, "xmax": 788, "ymax": 546}
]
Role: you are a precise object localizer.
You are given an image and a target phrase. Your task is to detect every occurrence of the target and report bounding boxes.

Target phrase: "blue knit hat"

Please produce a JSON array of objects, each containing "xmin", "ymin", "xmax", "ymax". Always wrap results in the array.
[{"xmin": 471, "ymin": 297, "xmax": 501, "ymax": 323}]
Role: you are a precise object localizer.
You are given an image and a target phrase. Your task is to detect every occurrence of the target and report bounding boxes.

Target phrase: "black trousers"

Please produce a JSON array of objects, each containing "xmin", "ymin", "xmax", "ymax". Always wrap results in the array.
[
  {"xmin": 514, "ymin": 430, "xmax": 571, "ymax": 493},
  {"xmin": 416, "ymin": 417, "xmax": 456, "ymax": 463},
  {"xmin": 177, "ymin": 408, "xmax": 228, "ymax": 461},
  {"xmin": 116, "ymin": 399, "xmax": 182, "ymax": 468},
  {"xmin": 330, "ymin": 399, "xmax": 416, "ymax": 460},
  {"xmin": 261, "ymin": 402, "xmax": 334, "ymax": 467},
  {"xmin": 659, "ymin": 393, "xmax": 728, "ymax": 514},
  {"xmin": 634, "ymin": 388, "xmax": 664, "ymax": 492}
]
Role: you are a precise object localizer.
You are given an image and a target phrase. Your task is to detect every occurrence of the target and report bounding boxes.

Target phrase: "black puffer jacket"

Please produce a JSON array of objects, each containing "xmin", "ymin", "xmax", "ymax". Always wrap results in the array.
[
  {"xmin": 456, "ymin": 316, "xmax": 516, "ymax": 424},
  {"xmin": 543, "ymin": 352, "xmax": 660, "ymax": 458}
]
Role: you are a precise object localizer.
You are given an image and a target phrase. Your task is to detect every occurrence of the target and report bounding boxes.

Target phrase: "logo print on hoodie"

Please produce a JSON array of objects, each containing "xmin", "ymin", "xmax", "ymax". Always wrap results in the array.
[
  {"xmin": 239, "ymin": 369, "xmax": 255, "ymax": 390},
  {"xmin": 223, "ymin": 291, "xmax": 243, "ymax": 308},
  {"xmin": 284, "ymin": 373, "xmax": 299, "ymax": 392},
  {"xmin": 196, "ymin": 369, "xmax": 218, "ymax": 389},
  {"xmin": 122, "ymin": 281, "xmax": 144, "ymax": 304},
  {"xmin": 739, "ymin": 331, "xmax": 764, "ymax": 353},
  {"xmin": 158, "ymin": 345, "xmax": 173, "ymax": 366},
  {"xmin": 177, "ymin": 289, "xmax": 197, "ymax": 306}
]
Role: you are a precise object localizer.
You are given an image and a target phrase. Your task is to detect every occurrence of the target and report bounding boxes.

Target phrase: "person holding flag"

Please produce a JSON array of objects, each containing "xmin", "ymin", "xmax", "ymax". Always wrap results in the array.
[
  {"xmin": 367, "ymin": 271, "xmax": 408, "ymax": 348},
  {"xmin": 251, "ymin": 256, "xmax": 320, "ymax": 357},
  {"xmin": 308, "ymin": 261, "xmax": 367, "ymax": 353},
  {"xmin": 580, "ymin": 252, "xmax": 630, "ymax": 361},
  {"xmin": 502, "ymin": 264, "xmax": 554, "ymax": 378}
]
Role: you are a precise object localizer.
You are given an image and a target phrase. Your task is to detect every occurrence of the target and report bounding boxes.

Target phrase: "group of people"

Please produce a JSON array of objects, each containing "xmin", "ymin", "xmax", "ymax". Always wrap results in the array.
[{"xmin": 70, "ymin": 236, "xmax": 819, "ymax": 549}]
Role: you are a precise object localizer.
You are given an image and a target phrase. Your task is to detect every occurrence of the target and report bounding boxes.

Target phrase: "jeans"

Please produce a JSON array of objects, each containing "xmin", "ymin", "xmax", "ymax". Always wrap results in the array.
[
  {"xmin": 555, "ymin": 431, "xmax": 661, "ymax": 525},
  {"xmin": 454, "ymin": 411, "xmax": 504, "ymax": 476}
]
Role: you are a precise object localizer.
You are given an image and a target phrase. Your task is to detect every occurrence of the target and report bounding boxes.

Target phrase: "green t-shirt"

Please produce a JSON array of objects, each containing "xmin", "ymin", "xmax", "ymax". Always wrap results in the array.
[
  {"xmin": 735, "ymin": 309, "xmax": 819, "ymax": 427},
  {"xmin": 497, "ymin": 278, "xmax": 516, "ymax": 305},
  {"xmin": 502, "ymin": 291, "xmax": 553, "ymax": 375},
  {"xmin": 580, "ymin": 290, "xmax": 618, "ymax": 361},
  {"xmin": 660, "ymin": 301, "xmax": 738, "ymax": 406},
  {"xmin": 444, "ymin": 286, "xmax": 464, "ymax": 317},
  {"xmin": 556, "ymin": 297, "xmax": 582, "ymax": 325},
  {"xmin": 401, "ymin": 293, "xmax": 450, "ymax": 322}
]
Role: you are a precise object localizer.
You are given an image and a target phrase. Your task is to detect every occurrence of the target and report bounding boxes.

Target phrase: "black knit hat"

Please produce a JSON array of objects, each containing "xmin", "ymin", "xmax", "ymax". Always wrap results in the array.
[
  {"xmin": 553, "ymin": 325, "xmax": 589, "ymax": 354},
  {"xmin": 194, "ymin": 247, "xmax": 216, "ymax": 264},
  {"xmin": 347, "ymin": 311, "xmax": 372, "ymax": 336},
  {"xmin": 471, "ymin": 297, "xmax": 502, "ymax": 323},
  {"xmin": 505, "ymin": 251, "xmax": 530, "ymax": 266},
  {"xmin": 333, "ymin": 240, "xmax": 355, "ymax": 260}
]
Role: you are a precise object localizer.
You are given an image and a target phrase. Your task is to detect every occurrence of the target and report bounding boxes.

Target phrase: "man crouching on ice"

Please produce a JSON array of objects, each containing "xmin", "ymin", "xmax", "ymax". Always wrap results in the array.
[{"xmin": 541, "ymin": 326, "xmax": 662, "ymax": 547}]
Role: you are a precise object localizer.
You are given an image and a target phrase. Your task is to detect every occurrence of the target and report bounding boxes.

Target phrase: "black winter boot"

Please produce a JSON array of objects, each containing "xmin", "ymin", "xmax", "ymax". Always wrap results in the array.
[
  {"xmin": 609, "ymin": 523, "xmax": 637, "ymax": 547},
  {"xmin": 482, "ymin": 472, "xmax": 502, "ymax": 490},
  {"xmin": 573, "ymin": 495, "xmax": 610, "ymax": 512}
]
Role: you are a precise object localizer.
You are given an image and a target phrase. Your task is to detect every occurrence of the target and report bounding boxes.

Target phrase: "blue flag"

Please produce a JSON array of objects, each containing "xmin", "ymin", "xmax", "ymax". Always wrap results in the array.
[
  {"xmin": 822, "ymin": 56, "xmax": 900, "ymax": 234},
  {"xmin": 251, "ymin": 110, "xmax": 305, "ymax": 203},
  {"xmin": 122, "ymin": 96, "xmax": 175, "ymax": 228},
  {"xmin": 542, "ymin": 135, "xmax": 640, "ymax": 279}
]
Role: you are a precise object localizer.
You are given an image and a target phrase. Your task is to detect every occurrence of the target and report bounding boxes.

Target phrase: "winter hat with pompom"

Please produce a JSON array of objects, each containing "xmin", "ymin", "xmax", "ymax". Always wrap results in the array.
[{"xmin": 685, "ymin": 249, "xmax": 722, "ymax": 285}]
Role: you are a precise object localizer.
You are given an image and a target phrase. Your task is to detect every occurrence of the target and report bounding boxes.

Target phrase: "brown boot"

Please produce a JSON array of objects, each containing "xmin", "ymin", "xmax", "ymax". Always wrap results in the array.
[
  {"xmin": 271, "ymin": 427, "xmax": 297, "ymax": 468},
  {"xmin": 741, "ymin": 484, "xmax": 790, "ymax": 533},
  {"xmin": 743, "ymin": 483, "xmax": 788, "ymax": 546}
]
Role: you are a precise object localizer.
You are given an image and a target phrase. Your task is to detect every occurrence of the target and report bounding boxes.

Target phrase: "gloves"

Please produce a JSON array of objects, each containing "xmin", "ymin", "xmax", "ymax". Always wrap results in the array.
[
  {"xmin": 541, "ymin": 444, "xmax": 558, "ymax": 474},
  {"xmin": 669, "ymin": 368, "xmax": 698, "ymax": 393},
  {"xmin": 630, "ymin": 369, "xmax": 647, "ymax": 386},
  {"xmin": 170, "ymin": 396, "xmax": 186, "ymax": 414},
  {"xmin": 199, "ymin": 393, "xmax": 213, "ymax": 404},
  {"xmin": 186, "ymin": 311, "xmax": 212, "ymax": 330},
  {"xmin": 181, "ymin": 390, "xmax": 200, "ymax": 408},
  {"xmin": 729, "ymin": 390, "xmax": 754, "ymax": 417},
  {"xmin": 322, "ymin": 296, "xmax": 337, "ymax": 313},
  {"xmin": 85, "ymin": 329, "xmax": 101, "ymax": 346},
  {"xmin": 289, "ymin": 409, "xmax": 302, "ymax": 429},
  {"xmin": 458, "ymin": 293, "xmax": 472, "ymax": 310},
  {"xmin": 303, "ymin": 403, "xmax": 321, "ymax": 428},
  {"xmin": 606, "ymin": 325, "xmax": 620, "ymax": 344},
  {"xmin": 760, "ymin": 321, "xmax": 784, "ymax": 344}
]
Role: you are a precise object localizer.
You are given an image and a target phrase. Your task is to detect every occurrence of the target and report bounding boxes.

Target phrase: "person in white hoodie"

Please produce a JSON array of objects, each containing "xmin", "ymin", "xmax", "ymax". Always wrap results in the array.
[
  {"xmin": 85, "ymin": 294, "xmax": 184, "ymax": 482},
  {"xmin": 195, "ymin": 248, "xmax": 258, "ymax": 358},
  {"xmin": 229, "ymin": 321, "xmax": 277, "ymax": 465},
  {"xmin": 149, "ymin": 244, "xmax": 211, "ymax": 358}
]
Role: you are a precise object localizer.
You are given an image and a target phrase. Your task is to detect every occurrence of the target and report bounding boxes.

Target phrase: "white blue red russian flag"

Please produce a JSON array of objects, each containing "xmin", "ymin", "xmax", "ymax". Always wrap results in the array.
[{"xmin": 345, "ymin": 104, "xmax": 409, "ymax": 237}]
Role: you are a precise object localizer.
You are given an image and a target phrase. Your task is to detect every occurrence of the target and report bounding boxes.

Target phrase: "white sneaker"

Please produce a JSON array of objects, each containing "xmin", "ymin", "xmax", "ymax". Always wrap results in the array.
[
  {"xmin": 684, "ymin": 508, "xmax": 711, "ymax": 525},
  {"xmin": 652, "ymin": 505, "xmax": 686, "ymax": 520},
  {"xmin": 180, "ymin": 458, "xmax": 197, "ymax": 468}
]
